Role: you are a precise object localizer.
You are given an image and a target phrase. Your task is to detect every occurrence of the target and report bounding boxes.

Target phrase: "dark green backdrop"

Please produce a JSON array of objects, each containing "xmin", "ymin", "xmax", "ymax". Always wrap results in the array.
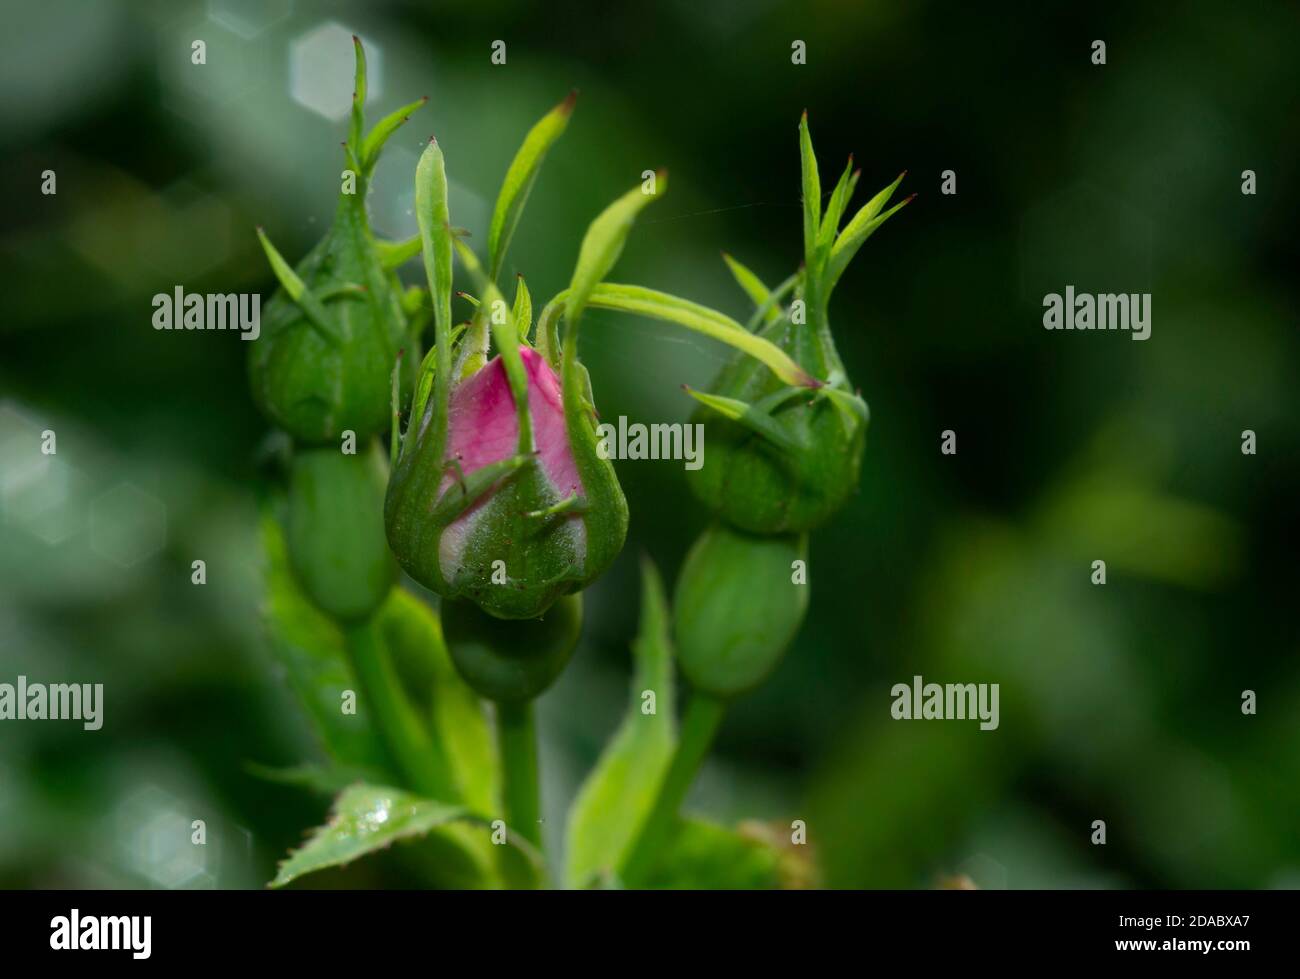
[{"xmin": 1, "ymin": 0, "xmax": 1297, "ymax": 888}]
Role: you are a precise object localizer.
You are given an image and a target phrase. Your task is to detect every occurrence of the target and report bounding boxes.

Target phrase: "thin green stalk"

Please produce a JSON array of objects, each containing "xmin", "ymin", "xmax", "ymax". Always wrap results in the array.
[
  {"xmin": 496, "ymin": 701, "xmax": 542, "ymax": 849},
  {"xmin": 620, "ymin": 691, "xmax": 727, "ymax": 887},
  {"xmin": 344, "ymin": 616, "xmax": 451, "ymax": 800}
]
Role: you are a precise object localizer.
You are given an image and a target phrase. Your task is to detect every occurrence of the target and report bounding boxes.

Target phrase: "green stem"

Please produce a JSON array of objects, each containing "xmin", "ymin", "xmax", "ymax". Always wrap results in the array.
[
  {"xmin": 620, "ymin": 691, "xmax": 727, "ymax": 887},
  {"xmin": 344, "ymin": 617, "xmax": 450, "ymax": 799},
  {"xmin": 496, "ymin": 701, "xmax": 542, "ymax": 849}
]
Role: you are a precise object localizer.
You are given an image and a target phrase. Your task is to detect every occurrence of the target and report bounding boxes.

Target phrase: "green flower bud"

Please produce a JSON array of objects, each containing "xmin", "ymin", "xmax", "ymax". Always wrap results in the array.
[
  {"xmin": 686, "ymin": 113, "xmax": 910, "ymax": 534},
  {"xmin": 286, "ymin": 441, "xmax": 394, "ymax": 622},
  {"xmin": 674, "ymin": 523, "xmax": 808, "ymax": 697},
  {"xmin": 249, "ymin": 38, "xmax": 424, "ymax": 444},
  {"xmin": 686, "ymin": 317, "xmax": 866, "ymax": 534},
  {"xmin": 441, "ymin": 594, "xmax": 582, "ymax": 703}
]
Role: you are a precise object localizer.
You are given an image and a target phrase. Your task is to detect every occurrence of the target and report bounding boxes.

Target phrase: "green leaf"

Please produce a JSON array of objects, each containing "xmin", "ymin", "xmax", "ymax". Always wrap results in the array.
[
  {"xmin": 245, "ymin": 762, "xmax": 385, "ymax": 796},
  {"xmin": 641, "ymin": 818, "xmax": 809, "ymax": 889},
  {"xmin": 565, "ymin": 559, "xmax": 677, "ymax": 888},
  {"xmin": 487, "ymin": 91, "xmax": 576, "ymax": 281},
  {"xmin": 564, "ymin": 173, "xmax": 667, "ymax": 329},
  {"xmin": 581, "ymin": 282, "xmax": 819, "ymax": 388},
  {"xmin": 271, "ymin": 783, "xmax": 534, "ymax": 887},
  {"xmin": 377, "ymin": 589, "xmax": 498, "ymax": 816},
  {"xmin": 257, "ymin": 504, "xmax": 394, "ymax": 776},
  {"xmin": 722, "ymin": 252, "xmax": 781, "ymax": 326}
]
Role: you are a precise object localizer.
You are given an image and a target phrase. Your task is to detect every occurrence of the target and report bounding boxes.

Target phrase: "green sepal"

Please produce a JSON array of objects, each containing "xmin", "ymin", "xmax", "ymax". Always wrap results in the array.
[
  {"xmin": 347, "ymin": 35, "xmax": 366, "ymax": 165},
  {"xmin": 564, "ymin": 173, "xmax": 667, "ymax": 330},
  {"xmin": 429, "ymin": 453, "xmax": 533, "ymax": 524},
  {"xmin": 454, "ymin": 239, "xmax": 533, "ymax": 454},
  {"xmin": 512, "ymin": 275, "xmax": 533, "ymax": 342},
  {"xmin": 826, "ymin": 178, "xmax": 912, "ymax": 293},
  {"xmin": 377, "ymin": 234, "xmax": 423, "ymax": 270},
  {"xmin": 798, "ymin": 112, "xmax": 821, "ymax": 266},
  {"xmin": 545, "ymin": 282, "xmax": 818, "ymax": 388},
  {"xmin": 361, "ymin": 96, "xmax": 429, "ymax": 173},
  {"xmin": 744, "ymin": 272, "xmax": 798, "ymax": 332},
  {"xmin": 255, "ymin": 227, "xmax": 343, "ymax": 345},
  {"xmin": 682, "ymin": 386, "xmax": 802, "ymax": 453},
  {"xmin": 722, "ymin": 252, "xmax": 782, "ymax": 327},
  {"xmin": 487, "ymin": 91, "xmax": 576, "ymax": 281},
  {"xmin": 817, "ymin": 156, "xmax": 856, "ymax": 254}
]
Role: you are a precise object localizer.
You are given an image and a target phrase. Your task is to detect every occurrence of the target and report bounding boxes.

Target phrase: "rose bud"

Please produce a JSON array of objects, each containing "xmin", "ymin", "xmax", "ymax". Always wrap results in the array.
[
  {"xmin": 385, "ymin": 114, "xmax": 664, "ymax": 620},
  {"xmin": 686, "ymin": 112, "xmax": 912, "ymax": 534},
  {"xmin": 249, "ymin": 37, "xmax": 425, "ymax": 444},
  {"xmin": 441, "ymin": 594, "xmax": 583, "ymax": 703},
  {"xmin": 286, "ymin": 440, "xmax": 394, "ymax": 623},
  {"xmin": 673, "ymin": 522, "xmax": 808, "ymax": 697}
]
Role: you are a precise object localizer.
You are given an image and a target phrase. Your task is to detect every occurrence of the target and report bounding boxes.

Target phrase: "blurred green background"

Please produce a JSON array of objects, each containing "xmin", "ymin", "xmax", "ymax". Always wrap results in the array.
[{"xmin": 2, "ymin": 0, "xmax": 1297, "ymax": 889}]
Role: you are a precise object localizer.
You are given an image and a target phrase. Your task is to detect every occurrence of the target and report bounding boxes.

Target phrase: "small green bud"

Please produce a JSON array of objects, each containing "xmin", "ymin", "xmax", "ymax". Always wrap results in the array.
[
  {"xmin": 248, "ymin": 39, "xmax": 424, "ymax": 444},
  {"xmin": 441, "ymin": 593, "xmax": 582, "ymax": 703},
  {"xmin": 687, "ymin": 114, "xmax": 908, "ymax": 534},
  {"xmin": 673, "ymin": 523, "xmax": 809, "ymax": 697},
  {"xmin": 286, "ymin": 441, "xmax": 394, "ymax": 622},
  {"xmin": 687, "ymin": 324, "xmax": 866, "ymax": 534},
  {"xmin": 249, "ymin": 215, "xmax": 414, "ymax": 444}
]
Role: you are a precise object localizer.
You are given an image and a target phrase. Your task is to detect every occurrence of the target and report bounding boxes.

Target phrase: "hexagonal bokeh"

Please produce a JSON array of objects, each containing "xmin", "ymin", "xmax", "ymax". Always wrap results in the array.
[
  {"xmin": 0, "ymin": 401, "xmax": 49, "ymax": 511},
  {"xmin": 290, "ymin": 22, "xmax": 382, "ymax": 121},
  {"xmin": 206, "ymin": 0, "xmax": 293, "ymax": 40},
  {"xmin": 8, "ymin": 458, "xmax": 87, "ymax": 546},
  {"xmin": 88, "ymin": 483, "xmax": 167, "ymax": 569},
  {"xmin": 115, "ymin": 786, "xmax": 213, "ymax": 889}
]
